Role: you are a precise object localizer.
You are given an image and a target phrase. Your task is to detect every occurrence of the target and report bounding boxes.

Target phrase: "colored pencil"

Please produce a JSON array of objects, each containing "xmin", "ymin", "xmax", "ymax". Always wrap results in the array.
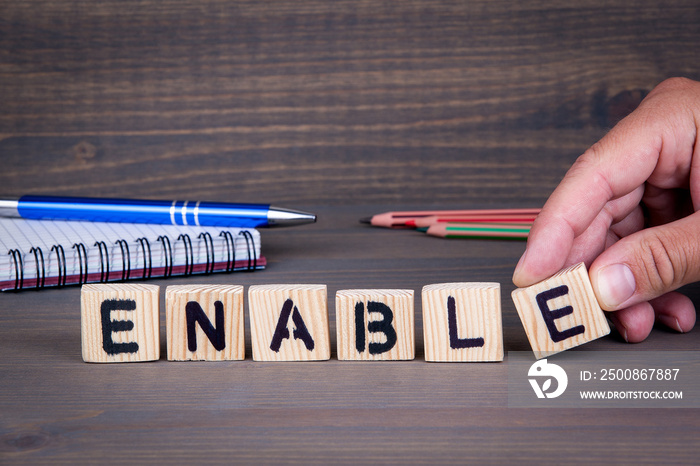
[
  {"xmin": 360, "ymin": 208, "xmax": 541, "ymax": 229},
  {"xmin": 407, "ymin": 214, "xmax": 537, "ymax": 229},
  {"xmin": 426, "ymin": 222, "xmax": 531, "ymax": 239}
]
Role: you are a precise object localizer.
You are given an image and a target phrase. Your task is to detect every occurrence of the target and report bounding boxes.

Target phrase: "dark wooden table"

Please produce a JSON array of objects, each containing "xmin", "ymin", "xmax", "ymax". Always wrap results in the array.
[{"xmin": 2, "ymin": 1, "xmax": 700, "ymax": 463}]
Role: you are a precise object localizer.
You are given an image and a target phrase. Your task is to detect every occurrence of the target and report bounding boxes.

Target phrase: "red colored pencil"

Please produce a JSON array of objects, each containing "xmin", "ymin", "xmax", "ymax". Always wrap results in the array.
[
  {"xmin": 360, "ymin": 208, "xmax": 541, "ymax": 228},
  {"xmin": 408, "ymin": 214, "xmax": 537, "ymax": 229}
]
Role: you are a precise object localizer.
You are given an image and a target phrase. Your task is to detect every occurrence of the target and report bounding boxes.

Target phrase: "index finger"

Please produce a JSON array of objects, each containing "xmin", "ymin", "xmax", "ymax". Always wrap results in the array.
[{"xmin": 512, "ymin": 86, "xmax": 682, "ymax": 287}]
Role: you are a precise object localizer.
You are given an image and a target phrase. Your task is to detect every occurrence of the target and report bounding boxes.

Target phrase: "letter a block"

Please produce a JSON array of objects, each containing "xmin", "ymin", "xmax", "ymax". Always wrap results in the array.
[
  {"xmin": 336, "ymin": 289, "xmax": 415, "ymax": 361},
  {"xmin": 248, "ymin": 284, "xmax": 330, "ymax": 361},
  {"xmin": 422, "ymin": 283, "xmax": 503, "ymax": 362},
  {"xmin": 81, "ymin": 283, "xmax": 160, "ymax": 363},
  {"xmin": 511, "ymin": 262, "xmax": 610, "ymax": 359},
  {"xmin": 165, "ymin": 284, "xmax": 245, "ymax": 361}
]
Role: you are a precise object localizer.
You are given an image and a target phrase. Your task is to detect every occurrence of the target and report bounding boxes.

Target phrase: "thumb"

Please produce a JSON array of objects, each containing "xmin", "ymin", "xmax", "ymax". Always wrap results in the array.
[{"xmin": 590, "ymin": 212, "xmax": 700, "ymax": 311}]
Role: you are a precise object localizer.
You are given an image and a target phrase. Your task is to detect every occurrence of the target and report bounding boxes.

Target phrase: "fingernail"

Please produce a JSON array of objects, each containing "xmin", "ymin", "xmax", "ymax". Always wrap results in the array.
[
  {"xmin": 619, "ymin": 325, "xmax": 629, "ymax": 342},
  {"xmin": 512, "ymin": 248, "xmax": 528, "ymax": 283},
  {"xmin": 596, "ymin": 263, "xmax": 636, "ymax": 309},
  {"xmin": 657, "ymin": 315, "xmax": 683, "ymax": 333},
  {"xmin": 610, "ymin": 314, "xmax": 629, "ymax": 342}
]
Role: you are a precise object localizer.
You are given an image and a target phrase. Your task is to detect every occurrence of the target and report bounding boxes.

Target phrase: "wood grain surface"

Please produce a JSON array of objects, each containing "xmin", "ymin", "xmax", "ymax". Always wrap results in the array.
[
  {"xmin": 165, "ymin": 284, "xmax": 245, "ymax": 361},
  {"xmin": 80, "ymin": 283, "xmax": 161, "ymax": 362},
  {"xmin": 512, "ymin": 262, "xmax": 611, "ymax": 359},
  {"xmin": 248, "ymin": 284, "xmax": 330, "ymax": 361},
  {"xmin": 336, "ymin": 288, "xmax": 415, "ymax": 360},
  {"xmin": 2, "ymin": 0, "xmax": 700, "ymax": 463},
  {"xmin": 422, "ymin": 282, "xmax": 503, "ymax": 362},
  {"xmin": 2, "ymin": 0, "xmax": 699, "ymax": 207}
]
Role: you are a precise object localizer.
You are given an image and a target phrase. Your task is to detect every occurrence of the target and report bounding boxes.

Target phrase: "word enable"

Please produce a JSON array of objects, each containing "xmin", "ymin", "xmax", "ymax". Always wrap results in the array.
[{"xmin": 81, "ymin": 263, "xmax": 610, "ymax": 363}]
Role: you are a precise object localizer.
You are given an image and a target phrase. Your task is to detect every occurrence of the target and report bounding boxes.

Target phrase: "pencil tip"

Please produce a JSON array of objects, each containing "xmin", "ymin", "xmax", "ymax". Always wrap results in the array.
[{"xmin": 359, "ymin": 217, "xmax": 372, "ymax": 224}]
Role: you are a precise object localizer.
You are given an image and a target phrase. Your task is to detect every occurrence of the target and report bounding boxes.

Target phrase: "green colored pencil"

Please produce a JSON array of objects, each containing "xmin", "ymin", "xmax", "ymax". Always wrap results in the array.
[{"xmin": 426, "ymin": 222, "xmax": 530, "ymax": 239}]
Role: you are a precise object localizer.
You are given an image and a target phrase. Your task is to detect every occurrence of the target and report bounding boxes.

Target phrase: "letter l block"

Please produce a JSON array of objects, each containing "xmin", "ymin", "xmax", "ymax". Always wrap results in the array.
[{"xmin": 422, "ymin": 283, "xmax": 503, "ymax": 362}]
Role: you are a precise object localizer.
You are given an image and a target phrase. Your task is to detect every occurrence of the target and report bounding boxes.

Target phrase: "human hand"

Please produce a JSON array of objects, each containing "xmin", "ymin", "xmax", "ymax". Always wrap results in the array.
[{"xmin": 513, "ymin": 77, "xmax": 700, "ymax": 342}]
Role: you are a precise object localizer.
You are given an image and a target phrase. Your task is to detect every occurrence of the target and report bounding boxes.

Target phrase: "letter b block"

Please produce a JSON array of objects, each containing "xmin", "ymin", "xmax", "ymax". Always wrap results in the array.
[
  {"xmin": 248, "ymin": 284, "xmax": 330, "ymax": 361},
  {"xmin": 422, "ymin": 283, "xmax": 503, "ymax": 362},
  {"xmin": 166, "ymin": 284, "xmax": 245, "ymax": 361},
  {"xmin": 81, "ymin": 283, "xmax": 160, "ymax": 363},
  {"xmin": 511, "ymin": 262, "xmax": 610, "ymax": 359},
  {"xmin": 336, "ymin": 289, "xmax": 415, "ymax": 361}
]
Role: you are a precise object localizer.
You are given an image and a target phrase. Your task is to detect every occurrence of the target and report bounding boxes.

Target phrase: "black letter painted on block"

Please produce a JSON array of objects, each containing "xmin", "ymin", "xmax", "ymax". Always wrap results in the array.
[
  {"xmin": 354, "ymin": 302, "xmax": 366, "ymax": 353},
  {"xmin": 366, "ymin": 301, "xmax": 397, "ymax": 354},
  {"xmin": 101, "ymin": 299, "xmax": 139, "ymax": 355},
  {"xmin": 447, "ymin": 296, "xmax": 484, "ymax": 349},
  {"xmin": 270, "ymin": 299, "xmax": 315, "ymax": 352},
  {"xmin": 536, "ymin": 285, "xmax": 585, "ymax": 343},
  {"xmin": 354, "ymin": 301, "xmax": 398, "ymax": 354},
  {"xmin": 186, "ymin": 300, "xmax": 225, "ymax": 352}
]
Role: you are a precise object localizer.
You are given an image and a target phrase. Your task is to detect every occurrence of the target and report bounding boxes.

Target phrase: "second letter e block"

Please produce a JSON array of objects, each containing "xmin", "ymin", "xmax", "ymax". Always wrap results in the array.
[
  {"xmin": 248, "ymin": 284, "xmax": 330, "ymax": 361},
  {"xmin": 511, "ymin": 262, "xmax": 610, "ymax": 359}
]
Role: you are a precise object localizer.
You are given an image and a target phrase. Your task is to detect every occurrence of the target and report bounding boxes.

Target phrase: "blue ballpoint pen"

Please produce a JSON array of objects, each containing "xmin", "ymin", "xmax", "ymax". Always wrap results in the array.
[{"xmin": 0, "ymin": 195, "xmax": 316, "ymax": 228}]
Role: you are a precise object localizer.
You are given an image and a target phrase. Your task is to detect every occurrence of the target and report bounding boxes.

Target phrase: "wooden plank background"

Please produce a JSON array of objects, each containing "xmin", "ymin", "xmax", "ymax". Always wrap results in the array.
[
  {"xmin": 2, "ymin": 1, "xmax": 700, "ymax": 463},
  {"xmin": 3, "ymin": 1, "xmax": 699, "ymax": 206}
]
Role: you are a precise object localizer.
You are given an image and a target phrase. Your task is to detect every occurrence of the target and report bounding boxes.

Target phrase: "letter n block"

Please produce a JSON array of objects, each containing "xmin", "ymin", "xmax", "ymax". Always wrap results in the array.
[
  {"xmin": 335, "ymin": 289, "xmax": 415, "ymax": 361},
  {"xmin": 248, "ymin": 284, "xmax": 330, "ymax": 361},
  {"xmin": 422, "ymin": 283, "xmax": 503, "ymax": 362},
  {"xmin": 81, "ymin": 283, "xmax": 160, "ymax": 363},
  {"xmin": 165, "ymin": 284, "xmax": 244, "ymax": 361},
  {"xmin": 511, "ymin": 262, "xmax": 610, "ymax": 359}
]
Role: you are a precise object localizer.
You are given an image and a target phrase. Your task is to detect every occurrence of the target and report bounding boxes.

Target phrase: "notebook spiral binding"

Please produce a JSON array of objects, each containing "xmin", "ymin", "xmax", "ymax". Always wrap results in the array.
[
  {"xmin": 199, "ymin": 232, "xmax": 215, "ymax": 274},
  {"xmin": 158, "ymin": 235, "xmax": 173, "ymax": 278},
  {"xmin": 115, "ymin": 239, "xmax": 131, "ymax": 281},
  {"xmin": 72, "ymin": 242, "xmax": 88, "ymax": 285},
  {"xmin": 51, "ymin": 244, "xmax": 67, "ymax": 287},
  {"xmin": 239, "ymin": 230, "xmax": 257, "ymax": 270},
  {"xmin": 178, "ymin": 233, "xmax": 193, "ymax": 276},
  {"xmin": 219, "ymin": 230, "xmax": 236, "ymax": 272},
  {"xmin": 30, "ymin": 246, "xmax": 45, "ymax": 288},
  {"xmin": 94, "ymin": 241, "xmax": 110, "ymax": 284},
  {"xmin": 136, "ymin": 237, "xmax": 152, "ymax": 279},
  {"xmin": 5, "ymin": 229, "xmax": 259, "ymax": 291}
]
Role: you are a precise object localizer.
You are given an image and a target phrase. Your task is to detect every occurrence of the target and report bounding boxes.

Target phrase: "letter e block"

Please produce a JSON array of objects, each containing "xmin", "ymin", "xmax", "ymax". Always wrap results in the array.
[
  {"xmin": 81, "ymin": 283, "xmax": 160, "ymax": 363},
  {"xmin": 336, "ymin": 289, "xmax": 415, "ymax": 361},
  {"xmin": 422, "ymin": 283, "xmax": 503, "ymax": 362},
  {"xmin": 166, "ymin": 284, "xmax": 244, "ymax": 361},
  {"xmin": 248, "ymin": 284, "xmax": 330, "ymax": 361},
  {"xmin": 511, "ymin": 262, "xmax": 610, "ymax": 359}
]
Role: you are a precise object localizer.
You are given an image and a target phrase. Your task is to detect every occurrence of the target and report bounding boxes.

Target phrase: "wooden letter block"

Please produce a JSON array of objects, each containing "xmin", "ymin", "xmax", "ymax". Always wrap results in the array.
[
  {"xmin": 422, "ymin": 283, "xmax": 503, "ymax": 362},
  {"xmin": 336, "ymin": 289, "xmax": 415, "ymax": 361},
  {"xmin": 248, "ymin": 284, "xmax": 330, "ymax": 361},
  {"xmin": 512, "ymin": 262, "xmax": 611, "ymax": 359},
  {"xmin": 165, "ymin": 284, "xmax": 244, "ymax": 361},
  {"xmin": 81, "ymin": 283, "xmax": 160, "ymax": 363}
]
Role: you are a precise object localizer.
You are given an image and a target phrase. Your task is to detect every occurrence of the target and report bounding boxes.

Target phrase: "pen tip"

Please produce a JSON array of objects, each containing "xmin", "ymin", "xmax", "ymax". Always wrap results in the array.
[{"xmin": 359, "ymin": 217, "xmax": 372, "ymax": 224}]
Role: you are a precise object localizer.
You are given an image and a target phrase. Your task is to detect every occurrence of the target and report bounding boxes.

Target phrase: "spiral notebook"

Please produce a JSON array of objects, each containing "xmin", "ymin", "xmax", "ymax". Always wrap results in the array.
[{"xmin": 0, "ymin": 217, "xmax": 265, "ymax": 291}]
